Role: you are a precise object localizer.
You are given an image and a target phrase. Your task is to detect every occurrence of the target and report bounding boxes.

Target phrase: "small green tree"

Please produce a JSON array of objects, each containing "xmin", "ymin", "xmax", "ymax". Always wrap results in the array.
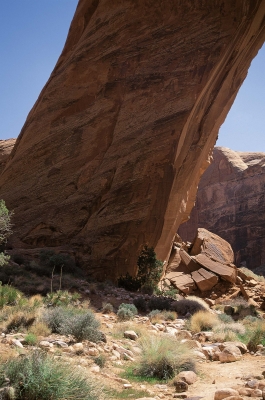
[
  {"xmin": 0, "ymin": 199, "xmax": 12, "ymax": 266},
  {"xmin": 118, "ymin": 245, "xmax": 163, "ymax": 293}
]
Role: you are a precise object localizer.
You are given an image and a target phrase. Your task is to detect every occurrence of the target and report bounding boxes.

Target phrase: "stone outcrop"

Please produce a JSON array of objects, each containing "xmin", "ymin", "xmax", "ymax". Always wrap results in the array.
[
  {"xmin": 0, "ymin": 139, "xmax": 16, "ymax": 174},
  {"xmin": 165, "ymin": 228, "xmax": 237, "ymax": 293},
  {"xmin": 178, "ymin": 147, "xmax": 265, "ymax": 270},
  {"xmin": 0, "ymin": 1, "xmax": 265, "ymax": 278}
]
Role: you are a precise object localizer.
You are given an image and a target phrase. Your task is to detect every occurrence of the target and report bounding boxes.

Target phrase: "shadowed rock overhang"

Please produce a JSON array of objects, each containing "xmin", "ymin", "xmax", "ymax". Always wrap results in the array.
[{"xmin": 0, "ymin": 0, "xmax": 265, "ymax": 278}]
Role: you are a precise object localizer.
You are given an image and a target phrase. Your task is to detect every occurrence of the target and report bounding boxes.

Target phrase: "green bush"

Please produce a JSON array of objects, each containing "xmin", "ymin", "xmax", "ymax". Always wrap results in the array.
[
  {"xmin": 24, "ymin": 333, "xmax": 37, "ymax": 346},
  {"xmin": 117, "ymin": 303, "xmax": 138, "ymax": 321},
  {"xmin": 218, "ymin": 313, "xmax": 234, "ymax": 323},
  {"xmin": 136, "ymin": 335, "xmax": 195, "ymax": 380},
  {"xmin": 43, "ymin": 307, "xmax": 102, "ymax": 342},
  {"xmin": 102, "ymin": 302, "xmax": 114, "ymax": 314},
  {"xmin": 118, "ymin": 246, "xmax": 163, "ymax": 292},
  {"xmin": 45, "ymin": 290, "xmax": 81, "ymax": 306},
  {"xmin": 0, "ymin": 283, "xmax": 24, "ymax": 308},
  {"xmin": 94, "ymin": 354, "xmax": 106, "ymax": 368},
  {"xmin": 0, "ymin": 351, "xmax": 103, "ymax": 399}
]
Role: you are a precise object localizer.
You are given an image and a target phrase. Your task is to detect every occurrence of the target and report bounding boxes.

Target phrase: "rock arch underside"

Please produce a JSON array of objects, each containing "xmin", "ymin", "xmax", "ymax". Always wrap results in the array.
[{"xmin": 0, "ymin": 0, "xmax": 265, "ymax": 279}]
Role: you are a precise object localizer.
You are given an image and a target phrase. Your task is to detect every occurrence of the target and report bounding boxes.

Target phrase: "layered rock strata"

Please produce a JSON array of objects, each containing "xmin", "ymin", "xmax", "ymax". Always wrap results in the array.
[
  {"xmin": 179, "ymin": 147, "xmax": 265, "ymax": 270},
  {"xmin": 0, "ymin": 1, "xmax": 265, "ymax": 277}
]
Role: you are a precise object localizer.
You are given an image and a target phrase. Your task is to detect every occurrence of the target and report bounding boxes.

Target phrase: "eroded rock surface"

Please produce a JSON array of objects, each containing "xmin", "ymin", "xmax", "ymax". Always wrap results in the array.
[
  {"xmin": 0, "ymin": 1, "xmax": 265, "ymax": 277},
  {"xmin": 179, "ymin": 147, "xmax": 265, "ymax": 270},
  {"xmin": 0, "ymin": 139, "xmax": 16, "ymax": 174}
]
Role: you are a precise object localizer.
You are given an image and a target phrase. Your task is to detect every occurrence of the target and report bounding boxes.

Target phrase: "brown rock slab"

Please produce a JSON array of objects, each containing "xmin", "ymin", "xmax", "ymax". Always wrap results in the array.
[
  {"xmin": 214, "ymin": 389, "xmax": 239, "ymax": 400},
  {"xmin": 218, "ymin": 344, "xmax": 242, "ymax": 363},
  {"xmin": 166, "ymin": 271, "xmax": 196, "ymax": 294},
  {"xmin": 195, "ymin": 254, "xmax": 237, "ymax": 283},
  {"xmin": 191, "ymin": 268, "xmax": 218, "ymax": 292},
  {"xmin": 179, "ymin": 249, "xmax": 200, "ymax": 273}
]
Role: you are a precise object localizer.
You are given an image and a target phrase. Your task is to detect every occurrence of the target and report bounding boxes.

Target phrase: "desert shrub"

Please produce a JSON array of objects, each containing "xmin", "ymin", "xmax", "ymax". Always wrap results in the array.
[
  {"xmin": 190, "ymin": 311, "xmax": 219, "ymax": 333},
  {"xmin": 102, "ymin": 302, "xmax": 114, "ymax": 314},
  {"xmin": 0, "ymin": 284, "xmax": 24, "ymax": 308},
  {"xmin": 186, "ymin": 296, "xmax": 210, "ymax": 310},
  {"xmin": 28, "ymin": 294, "xmax": 43, "ymax": 308},
  {"xmin": 118, "ymin": 246, "xmax": 163, "ymax": 292},
  {"xmin": 94, "ymin": 354, "xmax": 106, "ymax": 368},
  {"xmin": 218, "ymin": 313, "xmax": 234, "ymax": 323},
  {"xmin": 45, "ymin": 290, "xmax": 81, "ymax": 306},
  {"xmin": 136, "ymin": 334, "xmax": 195, "ymax": 380},
  {"xmin": 117, "ymin": 303, "xmax": 138, "ymax": 321},
  {"xmin": 5, "ymin": 311, "xmax": 36, "ymax": 333},
  {"xmin": 43, "ymin": 307, "xmax": 102, "ymax": 342},
  {"xmin": 239, "ymin": 267, "xmax": 265, "ymax": 282},
  {"xmin": 148, "ymin": 309, "xmax": 161, "ymax": 321},
  {"xmin": 0, "ymin": 350, "xmax": 103, "ymax": 400},
  {"xmin": 148, "ymin": 296, "xmax": 171, "ymax": 311},
  {"xmin": 112, "ymin": 321, "xmax": 146, "ymax": 339},
  {"xmin": 133, "ymin": 297, "xmax": 147, "ymax": 312},
  {"xmin": 212, "ymin": 322, "xmax": 246, "ymax": 341},
  {"xmin": 247, "ymin": 324, "xmax": 265, "ymax": 352},
  {"xmin": 171, "ymin": 299, "xmax": 207, "ymax": 315},
  {"xmin": 24, "ymin": 333, "xmax": 37, "ymax": 346},
  {"xmin": 29, "ymin": 321, "xmax": 51, "ymax": 337}
]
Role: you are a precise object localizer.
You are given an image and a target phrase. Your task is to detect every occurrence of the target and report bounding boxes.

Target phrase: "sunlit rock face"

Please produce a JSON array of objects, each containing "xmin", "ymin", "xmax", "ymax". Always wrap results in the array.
[
  {"xmin": 179, "ymin": 147, "xmax": 265, "ymax": 270},
  {"xmin": 0, "ymin": 0, "xmax": 265, "ymax": 278}
]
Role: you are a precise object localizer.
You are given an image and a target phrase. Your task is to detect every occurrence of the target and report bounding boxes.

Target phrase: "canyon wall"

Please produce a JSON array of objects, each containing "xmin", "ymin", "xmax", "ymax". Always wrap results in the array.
[
  {"xmin": 0, "ymin": 0, "xmax": 265, "ymax": 278},
  {"xmin": 179, "ymin": 147, "xmax": 265, "ymax": 270}
]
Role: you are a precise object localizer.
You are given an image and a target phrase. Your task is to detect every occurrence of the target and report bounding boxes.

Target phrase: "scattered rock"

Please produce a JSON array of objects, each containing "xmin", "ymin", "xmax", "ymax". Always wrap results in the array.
[
  {"xmin": 214, "ymin": 388, "xmax": 239, "ymax": 400},
  {"xmin": 173, "ymin": 380, "xmax": 189, "ymax": 393},
  {"xmin": 219, "ymin": 345, "xmax": 242, "ymax": 363},
  {"xmin": 124, "ymin": 330, "xmax": 138, "ymax": 340},
  {"xmin": 176, "ymin": 371, "xmax": 197, "ymax": 385}
]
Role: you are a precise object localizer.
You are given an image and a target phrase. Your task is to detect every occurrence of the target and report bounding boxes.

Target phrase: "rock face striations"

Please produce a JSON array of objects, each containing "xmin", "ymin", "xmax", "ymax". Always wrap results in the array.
[
  {"xmin": 0, "ymin": 1, "xmax": 265, "ymax": 278},
  {"xmin": 178, "ymin": 147, "xmax": 265, "ymax": 270},
  {"xmin": 0, "ymin": 139, "xmax": 16, "ymax": 175}
]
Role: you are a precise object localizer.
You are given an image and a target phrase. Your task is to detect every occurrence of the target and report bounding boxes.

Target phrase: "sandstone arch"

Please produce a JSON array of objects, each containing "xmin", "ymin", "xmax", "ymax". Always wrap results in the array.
[{"xmin": 0, "ymin": 0, "xmax": 265, "ymax": 278}]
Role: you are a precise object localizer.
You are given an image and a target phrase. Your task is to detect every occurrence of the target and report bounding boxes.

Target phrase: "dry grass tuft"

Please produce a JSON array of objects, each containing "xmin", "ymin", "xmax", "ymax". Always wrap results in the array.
[
  {"xmin": 29, "ymin": 321, "xmax": 51, "ymax": 337},
  {"xmin": 112, "ymin": 321, "xmax": 147, "ymax": 339},
  {"xmin": 190, "ymin": 311, "xmax": 219, "ymax": 333}
]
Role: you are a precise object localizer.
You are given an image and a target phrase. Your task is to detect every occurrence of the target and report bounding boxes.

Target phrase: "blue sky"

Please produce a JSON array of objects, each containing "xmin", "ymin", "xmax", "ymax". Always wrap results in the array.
[{"xmin": 0, "ymin": 1, "xmax": 264, "ymax": 152}]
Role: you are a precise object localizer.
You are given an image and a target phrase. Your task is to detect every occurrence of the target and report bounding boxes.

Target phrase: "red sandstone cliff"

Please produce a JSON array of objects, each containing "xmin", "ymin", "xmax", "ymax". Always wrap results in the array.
[
  {"xmin": 0, "ymin": 139, "xmax": 16, "ymax": 174},
  {"xmin": 0, "ymin": 1, "xmax": 265, "ymax": 278},
  {"xmin": 178, "ymin": 147, "xmax": 265, "ymax": 270}
]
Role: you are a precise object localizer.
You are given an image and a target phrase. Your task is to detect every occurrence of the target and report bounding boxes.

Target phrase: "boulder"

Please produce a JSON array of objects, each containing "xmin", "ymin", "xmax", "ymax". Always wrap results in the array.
[
  {"xmin": 176, "ymin": 371, "xmax": 197, "ymax": 385},
  {"xmin": 166, "ymin": 271, "xmax": 196, "ymax": 294},
  {"xmin": 219, "ymin": 344, "xmax": 242, "ymax": 362},
  {"xmin": 214, "ymin": 389, "xmax": 239, "ymax": 400}
]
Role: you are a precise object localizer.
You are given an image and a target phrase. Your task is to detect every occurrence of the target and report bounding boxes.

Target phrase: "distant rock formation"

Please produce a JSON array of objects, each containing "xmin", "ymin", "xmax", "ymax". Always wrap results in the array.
[
  {"xmin": 178, "ymin": 147, "xmax": 265, "ymax": 270},
  {"xmin": 0, "ymin": 139, "xmax": 16, "ymax": 174},
  {"xmin": 0, "ymin": 1, "xmax": 265, "ymax": 278}
]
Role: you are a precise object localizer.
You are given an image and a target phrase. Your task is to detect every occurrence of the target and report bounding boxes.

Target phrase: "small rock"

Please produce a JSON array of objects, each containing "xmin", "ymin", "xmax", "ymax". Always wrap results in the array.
[
  {"xmin": 90, "ymin": 365, "xmax": 100, "ymax": 373},
  {"xmin": 250, "ymin": 389, "xmax": 262, "ymax": 397},
  {"xmin": 11, "ymin": 339, "xmax": 23, "ymax": 348},
  {"xmin": 173, "ymin": 394, "xmax": 188, "ymax": 399},
  {"xmin": 176, "ymin": 371, "xmax": 197, "ymax": 385},
  {"xmin": 39, "ymin": 340, "xmax": 53, "ymax": 349},
  {"xmin": 123, "ymin": 384, "xmax": 132, "ymax": 389},
  {"xmin": 173, "ymin": 380, "xmax": 189, "ymax": 393},
  {"xmin": 73, "ymin": 343, "xmax": 84, "ymax": 352},
  {"xmin": 214, "ymin": 388, "xmax": 239, "ymax": 400},
  {"xmin": 124, "ymin": 330, "xmax": 138, "ymax": 340},
  {"xmin": 88, "ymin": 347, "xmax": 99, "ymax": 356},
  {"xmin": 246, "ymin": 380, "xmax": 259, "ymax": 389}
]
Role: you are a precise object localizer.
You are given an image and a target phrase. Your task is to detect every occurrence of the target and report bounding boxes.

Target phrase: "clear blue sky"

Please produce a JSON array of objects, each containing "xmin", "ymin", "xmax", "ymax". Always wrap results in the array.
[{"xmin": 0, "ymin": 1, "xmax": 264, "ymax": 152}]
